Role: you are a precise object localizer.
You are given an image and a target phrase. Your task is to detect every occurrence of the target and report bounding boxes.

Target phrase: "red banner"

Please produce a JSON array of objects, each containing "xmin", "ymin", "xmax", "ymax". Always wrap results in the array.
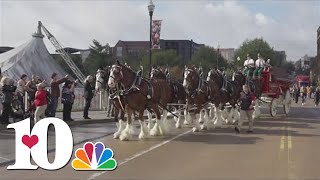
[{"xmin": 152, "ymin": 20, "xmax": 162, "ymax": 49}]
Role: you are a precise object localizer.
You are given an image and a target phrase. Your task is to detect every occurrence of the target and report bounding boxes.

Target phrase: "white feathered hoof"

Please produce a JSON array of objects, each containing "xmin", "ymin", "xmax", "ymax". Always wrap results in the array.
[
  {"xmin": 119, "ymin": 131, "xmax": 131, "ymax": 141},
  {"xmin": 139, "ymin": 121, "xmax": 149, "ymax": 140},
  {"xmin": 148, "ymin": 120, "xmax": 154, "ymax": 130},
  {"xmin": 175, "ymin": 121, "xmax": 182, "ymax": 128},
  {"xmin": 183, "ymin": 120, "xmax": 190, "ymax": 125},
  {"xmin": 174, "ymin": 116, "xmax": 178, "ymax": 122},
  {"xmin": 214, "ymin": 120, "xmax": 223, "ymax": 128},
  {"xmin": 150, "ymin": 123, "xmax": 160, "ymax": 136},
  {"xmin": 199, "ymin": 117, "xmax": 204, "ymax": 123},
  {"xmin": 159, "ymin": 120, "xmax": 168, "ymax": 136},
  {"xmin": 113, "ymin": 120, "xmax": 125, "ymax": 139},
  {"xmin": 193, "ymin": 127, "xmax": 200, "ymax": 132},
  {"xmin": 113, "ymin": 132, "xmax": 120, "ymax": 139},
  {"xmin": 200, "ymin": 124, "xmax": 207, "ymax": 130},
  {"xmin": 139, "ymin": 129, "xmax": 148, "ymax": 140},
  {"xmin": 119, "ymin": 124, "xmax": 133, "ymax": 141}
]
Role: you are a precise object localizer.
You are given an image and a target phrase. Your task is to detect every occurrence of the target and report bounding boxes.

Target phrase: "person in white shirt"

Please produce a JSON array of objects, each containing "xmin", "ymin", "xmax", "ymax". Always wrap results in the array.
[
  {"xmin": 254, "ymin": 53, "xmax": 266, "ymax": 78},
  {"xmin": 244, "ymin": 54, "xmax": 255, "ymax": 67},
  {"xmin": 255, "ymin": 53, "xmax": 266, "ymax": 68},
  {"xmin": 243, "ymin": 54, "xmax": 255, "ymax": 77}
]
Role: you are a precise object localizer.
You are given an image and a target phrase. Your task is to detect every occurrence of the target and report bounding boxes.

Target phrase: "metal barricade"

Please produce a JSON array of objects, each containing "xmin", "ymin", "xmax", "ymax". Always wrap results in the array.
[{"xmin": 25, "ymin": 87, "xmax": 108, "ymax": 112}]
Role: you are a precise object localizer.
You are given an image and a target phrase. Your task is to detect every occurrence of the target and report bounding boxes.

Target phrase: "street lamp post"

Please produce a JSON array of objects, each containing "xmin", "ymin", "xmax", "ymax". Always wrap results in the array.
[
  {"xmin": 216, "ymin": 45, "xmax": 220, "ymax": 69},
  {"xmin": 148, "ymin": 0, "xmax": 155, "ymax": 77}
]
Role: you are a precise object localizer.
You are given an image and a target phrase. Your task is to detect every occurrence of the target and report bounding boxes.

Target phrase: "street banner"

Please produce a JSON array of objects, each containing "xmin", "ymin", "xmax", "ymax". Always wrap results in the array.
[{"xmin": 152, "ymin": 20, "xmax": 162, "ymax": 49}]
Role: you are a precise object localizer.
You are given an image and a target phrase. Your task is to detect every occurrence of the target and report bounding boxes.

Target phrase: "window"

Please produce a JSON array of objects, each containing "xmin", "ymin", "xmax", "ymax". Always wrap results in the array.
[{"xmin": 116, "ymin": 47, "xmax": 123, "ymax": 57}]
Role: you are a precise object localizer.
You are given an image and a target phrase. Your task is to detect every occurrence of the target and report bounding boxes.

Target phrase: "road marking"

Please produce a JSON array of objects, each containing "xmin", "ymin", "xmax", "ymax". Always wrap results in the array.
[
  {"xmin": 87, "ymin": 129, "xmax": 192, "ymax": 180},
  {"xmin": 279, "ymin": 126, "xmax": 286, "ymax": 151},
  {"xmin": 286, "ymin": 121, "xmax": 296, "ymax": 179},
  {"xmin": 288, "ymin": 134, "xmax": 292, "ymax": 150},
  {"xmin": 280, "ymin": 136, "xmax": 285, "ymax": 150}
]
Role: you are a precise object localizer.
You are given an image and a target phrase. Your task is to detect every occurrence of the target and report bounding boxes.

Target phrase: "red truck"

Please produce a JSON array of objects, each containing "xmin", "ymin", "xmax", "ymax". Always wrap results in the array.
[{"xmin": 295, "ymin": 75, "xmax": 310, "ymax": 88}]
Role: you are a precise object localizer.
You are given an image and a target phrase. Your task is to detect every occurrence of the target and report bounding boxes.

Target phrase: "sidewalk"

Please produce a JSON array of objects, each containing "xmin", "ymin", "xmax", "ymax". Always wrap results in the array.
[
  {"xmin": 55, "ymin": 111, "xmax": 113, "ymax": 126},
  {"xmin": 0, "ymin": 111, "xmax": 112, "ymax": 130}
]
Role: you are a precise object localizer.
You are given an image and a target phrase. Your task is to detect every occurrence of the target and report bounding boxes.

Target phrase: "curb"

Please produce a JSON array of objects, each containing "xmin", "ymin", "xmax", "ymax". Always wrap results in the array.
[{"xmin": 66, "ymin": 118, "xmax": 114, "ymax": 126}]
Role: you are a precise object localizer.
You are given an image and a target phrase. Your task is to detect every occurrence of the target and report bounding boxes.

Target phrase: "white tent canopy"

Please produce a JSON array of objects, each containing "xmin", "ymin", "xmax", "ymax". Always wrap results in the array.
[{"xmin": 0, "ymin": 31, "xmax": 68, "ymax": 84}]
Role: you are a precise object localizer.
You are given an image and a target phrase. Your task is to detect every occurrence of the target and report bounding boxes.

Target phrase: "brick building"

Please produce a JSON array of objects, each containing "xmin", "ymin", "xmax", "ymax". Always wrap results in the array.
[
  {"xmin": 113, "ymin": 40, "xmax": 149, "ymax": 61},
  {"xmin": 113, "ymin": 39, "xmax": 204, "ymax": 64},
  {"xmin": 159, "ymin": 39, "xmax": 204, "ymax": 64}
]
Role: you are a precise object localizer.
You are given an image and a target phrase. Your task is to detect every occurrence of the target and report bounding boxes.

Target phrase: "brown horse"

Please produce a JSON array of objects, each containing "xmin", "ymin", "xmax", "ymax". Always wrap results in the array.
[
  {"xmin": 95, "ymin": 67, "xmax": 128, "ymax": 138},
  {"xmin": 150, "ymin": 67, "xmax": 186, "ymax": 128},
  {"xmin": 108, "ymin": 61, "xmax": 172, "ymax": 140},
  {"xmin": 183, "ymin": 66, "xmax": 220, "ymax": 132},
  {"xmin": 206, "ymin": 69, "xmax": 246, "ymax": 126}
]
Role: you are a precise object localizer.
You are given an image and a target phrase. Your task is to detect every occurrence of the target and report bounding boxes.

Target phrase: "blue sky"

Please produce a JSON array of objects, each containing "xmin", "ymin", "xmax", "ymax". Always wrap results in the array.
[{"xmin": 0, "ymin": 0, "xmax": 319, "ymax": 61}]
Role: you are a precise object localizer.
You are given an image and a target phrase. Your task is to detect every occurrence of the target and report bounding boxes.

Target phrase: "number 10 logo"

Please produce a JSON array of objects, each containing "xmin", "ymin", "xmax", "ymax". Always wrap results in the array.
[{"xmin": 7, "ymin": 118, "xmax": 73, "ymax": 170}]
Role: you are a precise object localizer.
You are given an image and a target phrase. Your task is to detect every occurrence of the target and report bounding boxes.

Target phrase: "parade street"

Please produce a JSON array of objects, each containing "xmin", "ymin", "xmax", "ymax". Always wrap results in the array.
[{"xmin": 0, "ymin": 98, "xmax": 319, "ymax": 180}]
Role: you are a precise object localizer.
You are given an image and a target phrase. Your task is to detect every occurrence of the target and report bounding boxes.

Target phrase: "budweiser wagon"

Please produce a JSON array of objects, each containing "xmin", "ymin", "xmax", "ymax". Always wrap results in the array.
[{"xmin": 257, "ymin": 66, "xmax": 293, "ymax": 117}]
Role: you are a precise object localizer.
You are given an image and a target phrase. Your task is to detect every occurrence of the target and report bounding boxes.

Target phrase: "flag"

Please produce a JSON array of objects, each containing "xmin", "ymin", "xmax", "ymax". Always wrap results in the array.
[{"xmin": 151, "ymin": 20, "xmax": 162, "ymax": 49}]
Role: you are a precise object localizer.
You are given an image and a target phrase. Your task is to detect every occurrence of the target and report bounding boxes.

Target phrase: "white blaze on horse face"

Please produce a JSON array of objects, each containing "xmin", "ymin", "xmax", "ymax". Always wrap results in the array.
[
  {"xmin": 95, "ymin": 72, "xmax": 103, "ymax": 91},
  {"xmin": 108, "ymin": 70, "xmax": 116, "ymax": 88},
  {"xmin": 207, "ymin": 72, "xmax": 211, "ymax": 81},
  {"xmin": 183, "ymin": 71, "xmax": 189, "ymax": 87}
]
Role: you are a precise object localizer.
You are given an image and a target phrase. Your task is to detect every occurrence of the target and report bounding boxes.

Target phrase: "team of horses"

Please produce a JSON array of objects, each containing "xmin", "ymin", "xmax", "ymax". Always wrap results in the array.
[{"xmin": 95, "ymin": 60, "xmax": 249, "ymax": 141}]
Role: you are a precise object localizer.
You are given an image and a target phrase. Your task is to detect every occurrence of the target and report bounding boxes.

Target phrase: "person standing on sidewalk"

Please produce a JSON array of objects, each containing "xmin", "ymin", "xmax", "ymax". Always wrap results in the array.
[
  {"xmin": 83, "ymin": 75, "xmax": 94, "ymax": 119},
  {"xmin": 0, "ymin": 77, "xmax": 16, "ymax": 125},
  {"xmin": 34, "ymin": 82, "xmax": 47, "ymax": 124},
  {"xmin": 61, "ymin": 79, "xmax": 78, "ymax": 121},
  {"xmin": 17, "ymin": 74, "xmax": 31, "ymax": 113},
  {"xmin": 235, "ymin": 84, "xmax": 256, "ymax": 134},
  {"xmin": 48, "ymin": 73, "xmax": 69, "ymax": 117}
]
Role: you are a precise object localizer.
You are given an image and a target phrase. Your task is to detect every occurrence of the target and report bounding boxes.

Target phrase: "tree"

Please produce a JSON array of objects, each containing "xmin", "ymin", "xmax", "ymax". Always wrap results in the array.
[
  {"xmin": 140, "ymin": 49, "xmax": 183, "ymax": 77},
  {"xmin": 234, "ymin": 38, "xmax": 274, "ymax": 66},
  {"xmin": 190, "ymin": 46, "xmax": 228, "ymax": 73},
  {"xmin": 83, "ymin": 40, "xmax": 113, "ymax": 75},
  {"xmin": 53, "ymin": 54, "xmax": 86, "ymax": 78}
]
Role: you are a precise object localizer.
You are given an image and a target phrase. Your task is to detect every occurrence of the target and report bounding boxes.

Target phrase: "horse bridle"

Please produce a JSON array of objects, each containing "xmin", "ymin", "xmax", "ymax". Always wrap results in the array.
[
  {"xmin": 109, "ymin": 65, "xmax": 124, "ymax": 84},
  {"xmin": 96, "ymin": 69, "xmax": 108, "ymax": 87},
  {"xmin": 184, "ymin": 68, "xmax": 203, "ymax": 97}
]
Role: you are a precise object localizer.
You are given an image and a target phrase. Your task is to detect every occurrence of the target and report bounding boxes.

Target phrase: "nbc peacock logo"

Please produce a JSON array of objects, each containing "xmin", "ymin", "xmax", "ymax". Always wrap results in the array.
[{"xmin": 72, "ymin": 142, "xmax": 117, "ymax": 171}]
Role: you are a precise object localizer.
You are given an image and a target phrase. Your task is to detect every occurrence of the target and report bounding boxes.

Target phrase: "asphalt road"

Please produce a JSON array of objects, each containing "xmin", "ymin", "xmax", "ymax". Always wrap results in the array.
[{"xmin": 0, "ymin": 98, "xmax": 319, "ymax": 180}]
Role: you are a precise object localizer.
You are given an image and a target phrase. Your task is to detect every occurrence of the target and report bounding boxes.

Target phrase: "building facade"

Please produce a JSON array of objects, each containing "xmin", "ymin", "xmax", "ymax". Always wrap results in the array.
[
  {"xmin": 159, "ymin": 39, "xmax": 204, "ymax": 64},
  {"xmin": 274, "ymin": 50, "xmax": 287, "ymax": 66},
  {"xmin": 113, "ymin": 39, "xmax": 204, "ymax": 64},
  {"xmin": 112, "ymin": 41, "xmax": 149, "ymax": 60},
  {"xmin": 300, "ymin": 55, "xmax": 312, "ymax": 70},
  {"xmin": 218, "ymin": 48, "xmax": 235, "ymax": 63}
]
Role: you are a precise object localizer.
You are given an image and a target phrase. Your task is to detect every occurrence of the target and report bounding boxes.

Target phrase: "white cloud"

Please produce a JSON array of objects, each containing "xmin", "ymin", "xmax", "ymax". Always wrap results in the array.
[
  {"xmin": 255, "ymin": 13, "xmax": 268, "ymax": 26},
  {"xmin": 0, "ymin": 1, "xmax": 319, "ymax": 61}
]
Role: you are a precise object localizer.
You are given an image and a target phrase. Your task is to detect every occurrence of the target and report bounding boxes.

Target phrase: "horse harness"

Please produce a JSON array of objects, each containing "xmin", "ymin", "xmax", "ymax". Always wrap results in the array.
[
  {"xmin": 109, "ymin": 69, "xmax": 154, "ymax": 112},
  {"xmin": 186, "ymin": 75, "xmax": 211, "ymax": 101}
]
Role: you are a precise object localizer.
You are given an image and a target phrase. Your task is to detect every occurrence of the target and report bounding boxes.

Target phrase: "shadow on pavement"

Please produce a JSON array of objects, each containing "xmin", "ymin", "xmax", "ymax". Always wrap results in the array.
[{"xmin": 176, "ymin": 133, "xmax": 263, "ymax": 145}]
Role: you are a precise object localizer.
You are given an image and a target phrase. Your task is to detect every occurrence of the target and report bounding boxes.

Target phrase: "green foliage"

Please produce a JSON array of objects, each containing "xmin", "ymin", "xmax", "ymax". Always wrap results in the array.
[
  {"xmin": 282, "ymin": 61, "xmax": 295, "ymax": 72},
  {"xmin": 234, "ymin": 38, "xmax": 274, "ymax": 66},
  {"xmin": 53, "ymin": 54, "xmax": 86, "ymax": 78},
  {"xmin": 190, "ymin": 46, "xmax": 228, "ymax": 73},
  {"xmin": 83, "ymin": 39, "xmax": 113, "ymax": 76},
  {"xmin": 140, "ymin": 49, "xmax": 183, "ymax": 76}
]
